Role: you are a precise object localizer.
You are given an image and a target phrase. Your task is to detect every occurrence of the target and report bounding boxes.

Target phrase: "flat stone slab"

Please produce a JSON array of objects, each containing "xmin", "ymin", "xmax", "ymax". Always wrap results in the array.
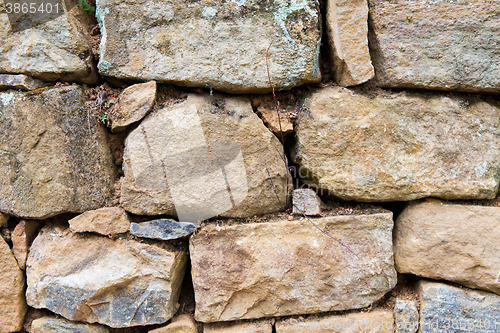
[
  {"xmin": 0, "ymin": 86, "xmax": 116, "ymax": 218},
  {"xmin": 110, "ymin": 81, "xmax": 157, "ymax": 133},
  {"xmin": 130, "ymin": 219, "xmax": 196, "ymax": 241},
  {"xmin": 0, "ymin": 235, "xmax": 27, "ymax": 332},
  {"xmin": 369, "ymin": 0, "xmax": 500, "ymax": 93},
  {"xmin": 395, "ymin": 199, "xmax": 500, "ymax": 295},
  {"xmin": 418, "ymin": 280, "xmax": 500, "ymax": 333},
  {"xmin": 121, "ymin": 93, "xmax": 290, "ymax": 220},
  {"xmin": 327, "ymin": 0, "xmax": 374, "ymax": 86},
  {"xmin": 0, "ymin": 74, "xmax": 47, "ymax": 91},
  {"xmin": 69, "ymin": 207, "xmax": 130, "ymax": 236},
  {"xmin": 0, "ymin": 5, "xmax": 98, "ymax": 84},
  {"xmin": 26, "ymin": 225, "xmax": 188, "ymax": 328},
  {"xmin": 276, "ymin": 310, "xmax": 394, "ymax": 332},
  {"xmin": 96, "ymin": 0, "xmax": 321, "ymax": 93},
  {"xmin": 291, "ymin": 87, "xmax": 500, "ymax": 201},
  {"xmin": 190, "ymin": 213, "xmax": 396, "ymax": 322},
  {"xmin": 31, "ymin": 317, "xmax": 109, "ymax": 333}
]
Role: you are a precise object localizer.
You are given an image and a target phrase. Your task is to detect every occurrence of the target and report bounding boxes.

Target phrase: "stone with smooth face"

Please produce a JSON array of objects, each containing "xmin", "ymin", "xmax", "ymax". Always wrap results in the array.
[
  {"xmin": 0, "ymin": 1, "xmax": 98, "ymax": 84},
  {"xmin": 0, "ymin": 74, "xmax": 47, "ymax": 91},
  {"xmin": 418, "ymin": 280, "xmax": 500, "ymax": 333},
  {"xmin": 368, "ymin": 0, "xmax": 500, "ymax": 93},
  {"xmin": 148, "ymin": 314, "xmax": 197, "ymax": 333},
  {"xmin": 292, "ymin": 188, "xmax": 323, "ymax": 216},
  {"xmin": 31, "ymin": 317, "xmax": 110, "ymax": 333},
  {"xmin": 26, "ymin": 224, "xmax": 188, "ymax": 328},
  {"xmin": 395, "ymin": 299, "xmax": 418, "ymax": 333},
  {"xmin": 130, "ymin": 219, "xmax": 196, "ymax": 241},
  {"xmin": 121, "ymin": 93, "xmax": 290, "ymax": 219},
  {"xmin": 11, "ymin": 219, "xmax": 42, "ymax": 270},
  {"xmin": 204, "ymin": 319, "xmax": 273, "ymax": 333},
  {"xmin": 326, "ymin": 0, "xmax": 374, "ymax": 86},
  {"xmin": 0, "ymin": 235, "xmax": 27, "ymax": 332},
  {"xmin": 110, "ymin": 81, "xmax": 157, "ymax": 133},
  {"xmin": 96, "ymin": 0, "xmax": 321, "ymax": 93},
  {"xmin": 291, "ymin": 87, "xmax": 500, "ymax": 202},
  {"xmin": 395, "ymin": 199, "xmax": 500, "ymax": 295},
  {"xmin": 0, "ymin": 86, "xmax": 116, "ymax": 219},
  {"xmin": 276, "ymin": 310, "xmax": 394, "ymax": 332},
  {"xmin": 190, "ymin": 213, "xmax": 396, "ymax": 322},
  {"xmin": 69, "ymin": 207, "xmax": 130, "ymax": 236}
]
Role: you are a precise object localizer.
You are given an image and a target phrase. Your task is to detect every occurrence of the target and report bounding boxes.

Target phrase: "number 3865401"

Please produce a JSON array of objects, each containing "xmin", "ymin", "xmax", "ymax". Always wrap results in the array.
[{"xmin": 5, "ymin": 2, "xmax": 61, "ymax": 14}]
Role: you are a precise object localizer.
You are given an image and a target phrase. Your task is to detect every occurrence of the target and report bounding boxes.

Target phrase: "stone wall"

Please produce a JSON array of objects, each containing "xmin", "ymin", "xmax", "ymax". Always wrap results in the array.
[{"xmin": 1, "ymin": 0, "xmax": 499, "ymax": 332}]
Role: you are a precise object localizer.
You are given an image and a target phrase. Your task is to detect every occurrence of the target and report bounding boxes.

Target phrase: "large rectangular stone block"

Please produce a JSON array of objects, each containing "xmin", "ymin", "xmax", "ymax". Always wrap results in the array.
[
  {"xmin": 96, "ymin": 0, "xmax": 321, "ymax": 93},
  {"xmin": 190, "ymin": 213, "xmax": 396, "ymax": 322}
]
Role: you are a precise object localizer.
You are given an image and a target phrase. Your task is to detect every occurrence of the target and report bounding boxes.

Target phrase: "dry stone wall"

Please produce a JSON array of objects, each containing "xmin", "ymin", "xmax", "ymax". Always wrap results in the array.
[{"xmin": 0, "ymin": 0, "xmax": 499, "ymax": 332}]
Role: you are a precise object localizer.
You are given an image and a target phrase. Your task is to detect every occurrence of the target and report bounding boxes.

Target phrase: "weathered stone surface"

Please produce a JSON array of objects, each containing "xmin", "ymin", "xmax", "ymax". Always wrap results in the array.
[
  {"xmin": 0, "ymin": 86, "xmax": 116, "ymax": 219},
  {"xmin": 205, "ymin": 319, "xmax": 272, "ymax": 333},
  {"xmin": 0, "ymin": 74, "xmax": 47, "ymax": 91},
  {"xmin": 0, "ymin": 212, "xmax": 8, "ymax": 227},
  {"xmin": 110, "ymin": 81, "xmax": 157, "ymax": 133},
  {"xmin": 190, "ymin": 213, "xmax": 396, "ymax": 322},
  {"xmin": 327, "ymin": 0, "xmax": 374, "ymax": 86},
  {"xmin": 292, "ymin": 188, "xmax": 323, "ymax": 216},
  {"xmin": 395, "ymin": 299, "xmax": 418, "ymax": 333},
  {"xmin": 96, "ymin": 0, "xmax": 321, "ymax": 93},
  {"xmin": 395, "ymin": 199, "xmax": 500, "ymax": 295},
  {"xmin": 69, "ymin": 207, "xmax": 130, "ymax": 236},
  {"xmin": 368, "ymin": 0, "xmax": 500, "ymax": 93},
  {"xmin": 12, "ymin": 219, "xmax": 41, "ymax": 270},
  {"xmin": 148, "ymin": 314, "xmax": 197, "ymax": 333},
  {"xmin": 256, "ymin": 107, "xmax": 294, "ymax": 136},
  {"xmin": 0, "ymin": 2, "xmax": 98, "ymax": 84},
  {"xmin": 418, "ymin": 280, "xmax": 500, "ymax": 333},
  {"xmin": 26, "ymin": 224, "xmax": 188, "ymax": 328},
  {"xmin": 291, "ymin": 87, "xmax": 500, "ymax": 202},
  {"xmin": 130, "ymin": 219, "xmax": 196, "ymax": 241},
  {"xmin": 276, "ymin": 310, "xmax": 394, "ymax": 332},
  {"xmin": 0, "ymin": 235, "xmax": 27, "ymax": 332},
  {"xmin": 31, "ymin": 317, "xmax": 110, "ymax": 333},
  {"xmin": 121, "ymin": 93, "xmax": 290, "ymax": 220}
]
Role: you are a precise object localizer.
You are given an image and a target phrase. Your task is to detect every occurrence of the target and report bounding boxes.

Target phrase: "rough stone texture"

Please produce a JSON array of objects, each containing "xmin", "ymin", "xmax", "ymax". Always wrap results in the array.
[
  {"xmin": 256, "ymin": 107, "xmax": 294, "ymax": 136},
  {"xmin": 96, "ymin": 0, "xmax": 321, "ymax": 93},
  {"xmin": 368, "ymin": 0, "xmax": 500, "ymax": 93},
  {"xmin": 326, "ymin": 0, "xmax": 374, "ymax": 86},
  {"xmin": 0, "ymin": 74, "xmax": 47, "ymax": 91},
  {"xmin": 69, "ymin": 207, "xmax": 130, "ymax": 236},
  {"xmin": 148, "ymin": 314, "xmax": 197, "ymax": 333},
  {"xmin": 0, "ymin": 235, "xmax": 27, "ymax": 332},
  {"xmin": 12, "ymin": 219, "xmax": 42, "ymax": 270},
  {"xmin": 130, "ymin": 219, "xmax": 196, "ymax": 241},
  {"xmin": 0, "ymin": 212, "xmax": 8, "ymax": 227},
  {"xmin": 31, "ymin": 317, "xmax": 110, "ymax": 333},
  {"xmin": 291, "ymin": 87, "xmax": 500, "ymax": 202},
  {"xmin": 395, "ymin": 299, "xmax": 419, "ymax": 333},
  {"xmin": 110, "ymin": 81, "xmax": 157, "ymax": 133},
  {"xmin": 0, "ymin": 86, "xmax": 116, "ymax": 219},
  {"xmin": 26, "ymin": 224, "xmax": 188, "ymax": 328},
  {"xmin": 0, "ymin": 1, "xmax": 98, "ymax": 84},
  {"xmin": 292, "ymin": 188, "xmax": 323, "ymax": 216},
  {"xmin": 418, "ymin": 280, "xmax": 500, "ymax": 333},
  {"xmin": 121, "ymin": 93, "xmax": 290, "ymax": 220},
  {"xmin": 276, "ymin": 310, "xmax": 394, "ymax": 332},
  {"xmin": 395, "ymin": 199, "xmax": 500, "ymax": 295},
  {"xmin": 190, "ymin": 213, "xmax": 396, "ymax": 322},
  {"xmin": 205, "ymin": 319, "xmax": 273, "ymax": 333}
]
